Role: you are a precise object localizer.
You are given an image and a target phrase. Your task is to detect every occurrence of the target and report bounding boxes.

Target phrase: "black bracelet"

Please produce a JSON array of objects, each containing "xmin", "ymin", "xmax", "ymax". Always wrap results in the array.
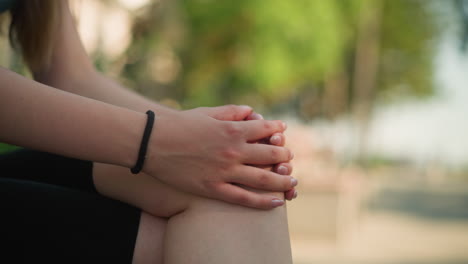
[{"xmin": 131, "ymin": 110, "xmax": 155, "ymax": 174}]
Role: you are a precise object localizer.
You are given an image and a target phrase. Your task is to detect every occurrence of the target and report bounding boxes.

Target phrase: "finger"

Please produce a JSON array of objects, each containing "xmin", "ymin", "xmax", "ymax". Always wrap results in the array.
[
  {"xmin": 242, "ymin": 144, "xmax": 292, "ymax": 165},
  {"xmin": 285, "ymin": 188, "xmax": 296, "ymax": 201},
  {"xmin": 269, "ymin": 133, "xmax": 285, "ymax": 146},
  {"xmin": 275, "ymin": 163, "xmax": 295, "ymax": 200},
  {"xmin": 257, "ymin": 131, "xmax": 283, "ymax": 145},
  {"xmin": 257, "ymin": 137, "xmax": 270, "ymax": 144},
  {"xmin": 254, "ymin": 164, "xmax": 274, "ymax": 171},
  {"xmin": 274, "ymin": 162, "xmax": 293, "ymax": 175},
  {"xmin": 214, "ymin": 183, "xmax": 285, "ymax": 210},
  {"xmin": 253, "ymin": 163, "xmax": 292, "ymax": 174},
  {"xmin": 274, "ymin": 162, "xmax": 295, "ymax": 201},
  {"xmin": 245, "ymin": 112, "xmax": 264, "ymax": 121},
  {"xmin": 232, "ymin": 166, "xmax": 298, "ymax": 192},
  {"xmin": 238, "ymin": 120, "xmax": 287, "ymax": 142},
  {"xmin": 204, "ymin": 105, "xmax": 253, "ymax": 121}
]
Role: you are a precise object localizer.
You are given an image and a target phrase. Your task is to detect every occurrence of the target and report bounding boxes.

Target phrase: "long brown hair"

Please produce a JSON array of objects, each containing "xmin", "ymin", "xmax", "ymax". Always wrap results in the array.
[{"xmin": 7, "ymin": 0, "xmax": 62, "ymax": 72}]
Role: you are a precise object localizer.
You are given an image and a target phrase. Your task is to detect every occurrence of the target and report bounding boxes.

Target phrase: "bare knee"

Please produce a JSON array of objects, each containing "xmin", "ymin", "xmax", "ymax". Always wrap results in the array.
[
  {"xmin": 184, "ymin": 186, "xmax": 286, "ymax": 214},
  {"xmin": 132, "ymin": 212, "xmax": 167, "ymax": 264},
  {"xmin": 164, "ymin": 189, "xmax": 292, "ymax": 264}
]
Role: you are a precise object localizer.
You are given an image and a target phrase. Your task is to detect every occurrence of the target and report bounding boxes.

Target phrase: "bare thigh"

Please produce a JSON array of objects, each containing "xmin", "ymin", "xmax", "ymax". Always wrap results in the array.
[{"xmin": 93, "ymin": 163, "xmax": 292, "ymax": 264}]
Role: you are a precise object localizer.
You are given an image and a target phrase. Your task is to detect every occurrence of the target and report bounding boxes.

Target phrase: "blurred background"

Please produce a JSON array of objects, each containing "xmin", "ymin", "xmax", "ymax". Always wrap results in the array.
[{"xmin": 2, "ymin": 0, "xmax": 468, "ymax": 263}]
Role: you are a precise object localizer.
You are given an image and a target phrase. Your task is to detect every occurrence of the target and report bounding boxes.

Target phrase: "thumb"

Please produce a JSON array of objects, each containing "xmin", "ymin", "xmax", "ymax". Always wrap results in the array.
[{"xmin": 205, "ymin": 104, "xmax": 253, "ymax": 121}]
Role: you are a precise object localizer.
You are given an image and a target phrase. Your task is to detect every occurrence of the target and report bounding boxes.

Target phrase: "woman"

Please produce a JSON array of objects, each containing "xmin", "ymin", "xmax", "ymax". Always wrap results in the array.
[{"xmin": 0, "ymin": 0, "xmax": 297, "ymax": 263}]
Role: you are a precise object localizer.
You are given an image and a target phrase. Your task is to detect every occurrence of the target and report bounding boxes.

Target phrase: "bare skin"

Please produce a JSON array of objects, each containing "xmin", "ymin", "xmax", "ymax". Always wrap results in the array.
[
  {"xmin": 0, "ymin": 56, "xmax": 295, "ymax": 264},
  {"xmin": 30, "ymin": 0, "xmax": 297, "ymax": 210},
  {"xmin": 92, "ymin": 110, "xmax": 294, "ymax": 263},
  {"xmin": 1, "ymin": 0, "xmax": 297, "ymax": 263},
  {"xmin": 93, "ymin": 163, "xmax": 293, "ymax": 264}
]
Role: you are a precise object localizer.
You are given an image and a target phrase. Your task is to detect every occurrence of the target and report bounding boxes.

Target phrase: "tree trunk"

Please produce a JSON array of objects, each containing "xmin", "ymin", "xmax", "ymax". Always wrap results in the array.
[
  {"xmin": 323, "ymin": 69, "xmax": 350, "ymax": 119},
  {"xmin": 351, "ymin": 0, "xmax": 383, "ymax": 160}
]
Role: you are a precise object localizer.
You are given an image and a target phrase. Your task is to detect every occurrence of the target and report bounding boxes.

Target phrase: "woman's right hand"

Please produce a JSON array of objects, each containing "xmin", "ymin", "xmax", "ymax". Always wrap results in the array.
[
  {"xmin": 142, "ymin": 108, "xmax": 296, "ymax": 209},
  {"xmin": 189, "ymin": 105, "xmax": 297, "ymax": 201}
]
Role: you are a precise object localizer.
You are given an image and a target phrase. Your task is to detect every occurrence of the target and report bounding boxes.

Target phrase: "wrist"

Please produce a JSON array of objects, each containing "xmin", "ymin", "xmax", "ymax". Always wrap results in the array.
[
  {"xmin": 107, "ymin": 108, "xmax": 149, "ymax": 169},
  {"xmin": 139, "ymin": 109, "xmax": 182, "ymax": 175},
  {"xmin": 130, "ymin": 110, "xmax": 155, "ymax": 174}
]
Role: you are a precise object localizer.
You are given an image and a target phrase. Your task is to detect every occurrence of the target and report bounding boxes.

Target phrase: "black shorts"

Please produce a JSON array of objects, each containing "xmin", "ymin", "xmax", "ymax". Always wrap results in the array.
[{"xmin": 0, "ymin": 148, "xmax": 141, "ymax": 264}]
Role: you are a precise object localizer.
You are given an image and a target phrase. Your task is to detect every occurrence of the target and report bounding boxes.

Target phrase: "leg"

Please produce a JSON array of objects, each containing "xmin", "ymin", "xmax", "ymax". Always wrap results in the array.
[
  {"xmin": 0, "ymin": 177, "xmax": 141, "ymax": 264},
  {"xmin": 93, "ymin": 162, "xmax": 185, "ymax": 264},
  {"xmin": 93, "ymin": 163, "xmax": 293, "ymax": 264},
  {"xmin": 164, "ymin": 189, "xmax": 292, "ymax": 264},
  {"xmin": 132, "ymin": 212, "xmax": 167, "ymax": 264},
  {"xmin": 0, "ymin": 149, "xmax": 292, "ymax": 263},
  {"xmin": 0, "ymin": 149, "xmax": 167, "ymax": 264}
]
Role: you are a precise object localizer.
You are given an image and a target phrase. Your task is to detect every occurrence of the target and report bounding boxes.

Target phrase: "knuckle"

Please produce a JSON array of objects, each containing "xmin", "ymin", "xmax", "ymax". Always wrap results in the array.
[
  {"xmin": 220, "ymin": 147, "xmax": 241, "ymax": 160},
  {"xmin": 203, "ymin": 179, "xmax": 217, "ymax": 189},
  {"xmin": 263, "ymin": 121, "xmax": 272, "ymax": 130},
  {"xmin": 270, "ymin": 148, "xmax": 280, "ymax": 160},
  {"xmin": 257, "ymin": 173, "xmax": 269, "ymax": 188},
  {"xmin": 218, "ymin": 163, "xmax": 232, "ymax": 174},
  {"xmin": 224, "ymin": 123, "xmax": 243, "ymax": 137},
  {"xmin": 201, "ymin": 179, "xmax": 218, "ymax": 193},
  {"xmin": 236, "ymin": 193, "xmax": 250, "ymax": 205}
]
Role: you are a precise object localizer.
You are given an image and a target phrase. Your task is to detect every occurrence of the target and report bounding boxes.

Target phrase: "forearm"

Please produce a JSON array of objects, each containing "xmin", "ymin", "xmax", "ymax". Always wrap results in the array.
[
  {"xmin": 39, "ymin": 70, "xmax": 173, "ymax": 114},
  {"xmin": 31, "ymin": 0, "xmax": 171, "ymax": 116},
  {"xmin": 0, "ymin": 67, "xmax": 145, "ymax": 169}
]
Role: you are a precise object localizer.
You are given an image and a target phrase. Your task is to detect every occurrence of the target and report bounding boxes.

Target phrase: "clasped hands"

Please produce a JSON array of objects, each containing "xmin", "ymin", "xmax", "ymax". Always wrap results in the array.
[{"xmin": 143, "ymin": 104, "xmax": 297, "ymax": 210}]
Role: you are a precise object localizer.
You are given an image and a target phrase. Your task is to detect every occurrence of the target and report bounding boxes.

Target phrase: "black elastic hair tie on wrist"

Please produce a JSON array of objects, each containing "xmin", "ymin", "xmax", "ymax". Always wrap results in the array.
[{"xmin": 131, "ymin": 110, "xmax": 155, "ymax": 174}]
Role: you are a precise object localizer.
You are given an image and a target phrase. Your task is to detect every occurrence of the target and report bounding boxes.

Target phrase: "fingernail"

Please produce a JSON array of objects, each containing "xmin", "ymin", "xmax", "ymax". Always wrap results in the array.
[
  {"xmin": 272, "ymin": 199, "xmax": 285, "ymax": 208},
  {"xmin": 282, "ymin": 121, "xmax": 287, "ymax": 130},
  {"xmin": 290, "ymin": 152, "xmax": 295, "ymax": 160},
  {"xmin": 291, "ymin": 178, "xmax": 298, "ymax": 187},
  {"xmin": 252, "ymin": 113, "xmax": 263, "ymax": 120},
  {"xmin": 271, "ymin": 135, "xmax": 281, "ymax": 145},
  {"xmin": 293, "ymin": 190, "xmax": 298, "ymax": 199},
  {"xmin": 278, "ymin": 165, "xmax": 288, "ymax": 175}
]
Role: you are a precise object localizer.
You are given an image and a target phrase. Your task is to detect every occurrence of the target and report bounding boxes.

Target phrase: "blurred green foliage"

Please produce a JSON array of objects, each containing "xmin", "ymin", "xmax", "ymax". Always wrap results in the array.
[
  {"xmin": 121, "ymin": 0, "xmax": 441, "ymax": 120},
  {"xmin": 0, "ymin": 143, "xmax": 19, "ymax": 154},
  {"xmin": 0, "ymin": 0, "xmax": 444, "ymax": 121}
]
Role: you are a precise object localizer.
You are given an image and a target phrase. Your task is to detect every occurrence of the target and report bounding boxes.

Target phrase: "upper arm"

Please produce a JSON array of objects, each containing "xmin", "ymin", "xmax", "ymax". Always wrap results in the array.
[{"xmin": 33, "ymin": 0, "xmax": 95, "ymax": 84}]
